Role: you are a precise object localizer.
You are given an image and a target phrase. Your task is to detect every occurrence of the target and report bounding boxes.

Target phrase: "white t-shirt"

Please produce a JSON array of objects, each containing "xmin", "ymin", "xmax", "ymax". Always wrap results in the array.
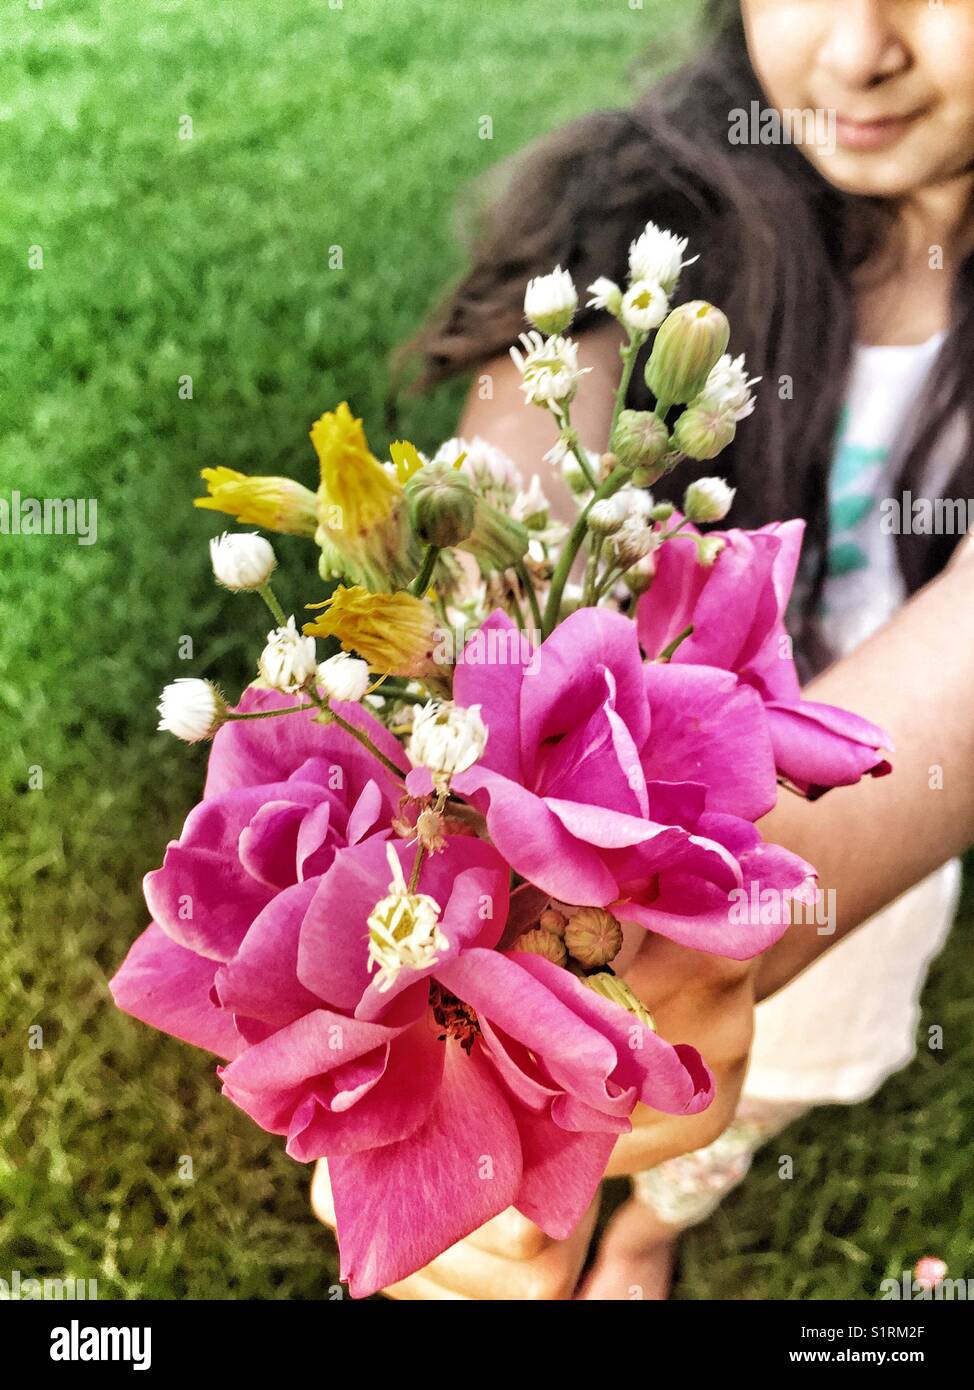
[{"xmin": 745, "ymin": 335, "xmax": 963, "ymax": 1105}]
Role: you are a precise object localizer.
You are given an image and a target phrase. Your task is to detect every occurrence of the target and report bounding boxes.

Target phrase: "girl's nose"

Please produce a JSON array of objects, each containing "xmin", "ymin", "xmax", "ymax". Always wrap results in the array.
[{"xmin": 817, "ymin": 0, "xmax": 911, "ymax": 89}]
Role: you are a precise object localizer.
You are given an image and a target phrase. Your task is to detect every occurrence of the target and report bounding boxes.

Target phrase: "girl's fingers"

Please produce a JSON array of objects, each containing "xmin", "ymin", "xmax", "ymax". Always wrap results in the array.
[
  {"xmin": 405, "ymin": 1193, "xmax": 601, "ymax": 1301},
  {"xmin": 463, "ymin": 1205, "xmax": 552, "ymax": 1258},
  {"xmin": 383, "ymin": 1271, "xmax": 470, "ymax": 1300},
  {"xmin": 310, "ymin": 1157, "xmax": 336, "ymax": 1228}
]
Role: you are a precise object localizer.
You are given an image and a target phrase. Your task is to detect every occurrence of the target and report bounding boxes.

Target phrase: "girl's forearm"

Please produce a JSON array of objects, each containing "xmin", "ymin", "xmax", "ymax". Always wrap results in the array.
[{"xmin": 755, "ymin": 550, "xmax": 974, "ymax": 1001}]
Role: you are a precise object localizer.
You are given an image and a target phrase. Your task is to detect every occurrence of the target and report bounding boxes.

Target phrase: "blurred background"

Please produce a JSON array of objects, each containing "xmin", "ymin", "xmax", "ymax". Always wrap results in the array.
[{"xmin": 2, "ymin": 0, "xmax": 971, "ymax": 1299}]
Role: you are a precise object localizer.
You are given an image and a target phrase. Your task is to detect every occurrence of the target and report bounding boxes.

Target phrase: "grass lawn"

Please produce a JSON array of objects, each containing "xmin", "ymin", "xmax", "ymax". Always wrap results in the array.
[{"xmin": 2, "ymin": 0, "xmax": 971, "ymax": 1300}]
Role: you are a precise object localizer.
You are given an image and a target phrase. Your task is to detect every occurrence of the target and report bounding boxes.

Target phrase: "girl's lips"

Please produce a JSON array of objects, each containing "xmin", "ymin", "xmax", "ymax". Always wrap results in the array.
[{"xmin": 834, "ymin": 111, "xmax": 922, "ymax": 151}]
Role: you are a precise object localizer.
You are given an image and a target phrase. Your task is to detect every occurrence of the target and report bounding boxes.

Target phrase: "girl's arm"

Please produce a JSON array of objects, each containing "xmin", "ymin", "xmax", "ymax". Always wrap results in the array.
[{"xmin": 755, "ymin": 537, "xmax": 974, "ymax": 1000}]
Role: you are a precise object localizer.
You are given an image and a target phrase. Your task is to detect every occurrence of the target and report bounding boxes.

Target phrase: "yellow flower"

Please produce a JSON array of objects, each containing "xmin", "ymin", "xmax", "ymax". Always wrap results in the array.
[
  {"xmin": 304, "ymin": 584, "xmax": 436, "ymax": 678},
  {"xmin": 311, "ymin": 403, "xmax": 417, "ymax": 589},
  {"xmin": 389, "ymin": 440, "xmax": 428, "ymax": 485},
  {"xmin": 195, "ymin": 468, "xmax": 318, "ymax": 536}
]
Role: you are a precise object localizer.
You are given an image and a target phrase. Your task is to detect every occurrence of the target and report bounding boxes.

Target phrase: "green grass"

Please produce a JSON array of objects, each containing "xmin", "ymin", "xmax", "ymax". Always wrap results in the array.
[{"xmin": 1, "ymin": 0, "xmax": 970, "ymax": 1301}]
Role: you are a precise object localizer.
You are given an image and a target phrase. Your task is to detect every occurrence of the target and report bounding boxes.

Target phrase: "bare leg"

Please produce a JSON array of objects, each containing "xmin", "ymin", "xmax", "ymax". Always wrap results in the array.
[{"xmin": 576, "ymin": 1198, "xmax": 682, "ymax": 1301}]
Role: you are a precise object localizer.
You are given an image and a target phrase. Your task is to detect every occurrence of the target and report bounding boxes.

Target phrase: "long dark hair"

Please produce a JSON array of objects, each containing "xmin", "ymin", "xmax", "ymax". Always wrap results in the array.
[{"xmin": 394, "ymin": 0, "xmax": 974, "ymax": 659}]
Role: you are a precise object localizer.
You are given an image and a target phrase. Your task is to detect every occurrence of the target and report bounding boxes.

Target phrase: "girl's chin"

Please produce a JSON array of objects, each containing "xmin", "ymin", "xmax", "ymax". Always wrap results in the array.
[{"xmin": 806, "ymin": 148, "xmax": 939, "ymax": 200}]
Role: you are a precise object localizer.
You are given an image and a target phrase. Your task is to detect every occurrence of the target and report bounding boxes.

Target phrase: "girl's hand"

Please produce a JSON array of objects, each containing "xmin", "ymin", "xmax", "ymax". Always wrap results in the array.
[
  {"xmin": 310, "ymin": 928, "xmax": 755, "ymax": 1298},
  {"xmin": 606, "ymin": 928, "xmax": 756, "ymax": 1175},
  {"xmin": 310, "ymin": 1159, "xmax": 599, "ymax": 1299}
]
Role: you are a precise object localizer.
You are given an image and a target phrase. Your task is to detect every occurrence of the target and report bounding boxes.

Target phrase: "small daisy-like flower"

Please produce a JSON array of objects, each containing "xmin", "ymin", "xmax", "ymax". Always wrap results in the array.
[
  {"xmin": 628, "ymin": 221, "xmax": 697, "ymax": 296},
  {"xmin": 408, "ymin": 700, "xmax": 488, "ymax": 784},
  {"xmin": 524, "ymin": 265, "xmax": 578, "ymax": 336},
  {"xmin": 511, "ymin": 474, "xmax": 550, "ymax": 528},
  {"xmin": 209, "ymin": 531, "xmax": 277, "ymax": 591},
  {"xmin": 315, "ymin": 652, "xmax": 370, "ymax": 704},
  {"xmin": 587, "ymin": 494, "xmax": 629, "ymax": 536},
  {"xmin": 620, "ymin": 279, "xmax": 669, "ymax": 334},
  {"xmin": 509, "ymin": 331, "xmax": 591, "ymax": 419},
  {"xmin": 258, "ymin": 616, "xmax": 318, "ymax": 693},
  {"xmin": 586, "ymin": 276, "xmax": 624, "ymax": 315},
  {"xmin": 366, "ymin": 843, "xmax": 448, "ymax": 992},
  {"xmin": 696, "ymin": 353, "xmax": 761, "ymax": 420},
  {"xmin": 683, "ymin": 476, "xmax": 736, "ymax": 524},
  {"xmin": 157, "ymin": 679, "xmax": 226, "ymax": 743}
]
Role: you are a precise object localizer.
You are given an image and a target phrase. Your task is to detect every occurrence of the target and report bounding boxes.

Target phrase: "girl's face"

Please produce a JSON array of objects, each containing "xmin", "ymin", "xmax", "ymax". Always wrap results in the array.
[{"xmin": 740, "ymin": 0, "xmax": 974, "ymax": 199}]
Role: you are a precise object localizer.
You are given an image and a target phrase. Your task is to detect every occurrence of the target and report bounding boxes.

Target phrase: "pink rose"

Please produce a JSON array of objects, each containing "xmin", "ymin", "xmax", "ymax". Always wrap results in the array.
[
  {"xmin": 637, "ymin": 520, "xmax": 893, "ymax": 798},
  {"xmin": 407, "ymin": 609, "xmax": 816, "ymax": 958}
]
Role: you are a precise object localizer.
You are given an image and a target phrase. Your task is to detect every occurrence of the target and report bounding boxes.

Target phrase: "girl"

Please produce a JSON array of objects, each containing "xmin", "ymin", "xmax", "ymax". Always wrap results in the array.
[{"xmin": 312, "ymin": 0, "xmax": 974, "ymax": 1297}]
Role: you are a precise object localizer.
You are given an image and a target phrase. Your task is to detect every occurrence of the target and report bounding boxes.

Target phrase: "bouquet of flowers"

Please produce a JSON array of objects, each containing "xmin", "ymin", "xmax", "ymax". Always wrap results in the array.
[{"xmin": 110, "ymin": 223, "xmax": 892, "ymax": 1297}]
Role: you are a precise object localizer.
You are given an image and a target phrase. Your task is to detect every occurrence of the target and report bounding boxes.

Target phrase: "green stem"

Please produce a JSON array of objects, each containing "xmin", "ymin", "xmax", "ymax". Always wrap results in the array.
[
  {"xmin": 610, "ymin": 331, "xmax": 646, "ymax": 440},
  {"xmin": 227, "ymin": 702, "xmax": 316, "ymax": 721},
  {"xmin": 557, "ymin": 405, "xmax": 598, "ymax": 490},
  {"xmin": 318, "ymin": 700, "xmax": 410, "ymax": 779},
  {"xmin": 408, "ymin": 789, "xmax": 447, "ymax": 890},
  {"xmin": 515, "ymin": 559, "xmax": 543, "ymax": 632},
  {"xmin": 408, "ymin": 842, "xmax": 426, "ymax": 892},
  {"xmin": 258, "ymin": 583, "xmax": 288, "ymax": 626},
  {"xmin": 378, "ymin": 684, "xmax": 428, "ymax": 706},
  {"xmin": 409, "ymin": 544, "xmax": 441, "ymax": 597},
  {"xmin": 656, "ymin": 623, "xmax": 694, "ymax": 662},
  {"xmin": 541, "ymin": 463, "xmax": 633, "ymax": 638},
  {"xmin": 507, "ymin": 580, "xmax": 528, "ymax": 630},
  {"xmin": 582, "ymin": 536, "xmax": 604, "ymax": 607},
  {"xmin": 595, "ymin": 564, "xmax": 624, "ymax": 600}
]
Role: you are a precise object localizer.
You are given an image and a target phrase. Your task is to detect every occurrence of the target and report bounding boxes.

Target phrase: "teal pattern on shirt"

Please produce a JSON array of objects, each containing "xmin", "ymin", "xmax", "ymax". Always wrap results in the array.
[{"xmin": 827, "ymin": 406, "xmax": 888, "ymax": 578}]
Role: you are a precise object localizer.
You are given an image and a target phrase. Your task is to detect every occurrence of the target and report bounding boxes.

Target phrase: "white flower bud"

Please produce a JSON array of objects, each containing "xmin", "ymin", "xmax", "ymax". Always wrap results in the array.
[
  {"xmin": 408, "ymin": 701, "xmax": 488, "ymax": 781},
  {"xmin": 561, "ymin": 451, "xmax": 592, "ymax": 496},
  {"xmin": 620, "ymin": 279, "xmax": 669, "ymax": 334},
  {"xmin": 209, "ymin": 531, "xmax": 277, "ymax": 591},
  {"xmin": 683, "ymin": 477, "xmax": 736, "ymax": 524},
  {"xmin": 157, "ymin": 678, "xmax": 226, "ymax": 743},
  {"xmin": 586, "ymin": 276, "xmax": 624, "ymax": 316},
  {"xmin": 612, "ymin": 518, "xmax": 658, "ymax": 567},
  {"xmin": 628, "ymin": 221, "xmax": 697, "ymax": 297},
  {"xmin": 511, "ymin": 473, "xmax": 550, "ymax": 528},
  {"xmin": 524, "ymin": 265, "xmax": 578, "ymax": 336},
  {"xmin": 258, "ymin": 616, "xmax": 318, "ymax": 693},
  {"xmin": 588, "ymin": 494, "xmax": 629, "ymax": 536},
  {"xmin": 696, "ymin": 535, "xmax": 727, "ymax": 567},
  {"xmin": 695, "ymin": 353, "xmax": 760, "ymax": 421},
  {"xmin": 316, "ymin": 652, "xmax": 370, "ymax": 704}
]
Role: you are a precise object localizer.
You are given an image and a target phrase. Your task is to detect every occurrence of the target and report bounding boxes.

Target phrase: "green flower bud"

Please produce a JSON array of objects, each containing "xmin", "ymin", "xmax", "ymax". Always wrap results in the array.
[
  {"xmin": 514, "ymin": 927, "xmax": 568, "ymax": 967},
  {"xmin": 649, "ymin": 501, "xmax": 675, "ymax": 523},
  {"xmin": 672, "ymin": 404, "xmax": 738, "ymax": 461},
  {"xmin": 565, "ymin": 907, "xmax": 623, "ymax": 968},
  {"xmin": 539, "ymin": 907, "xmax": 568, "ymax": 937},
  {"xmin": 580, "ymin": 971, "xmax": 656, "ymax": 1030},
  {"xmin": 644, "ymin": 301, "xmax": 730, "ymax": 407},
  {"xmin": 405, "ymin": 463, "xmax": 477, "ymax": 548},
  {"xmin": 610, "ymin": 410, "xmax": 670, "ymax": 472},
  {"xmin": 459, "ymin": 497, "xmax": 530, "ymax": 575}
]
